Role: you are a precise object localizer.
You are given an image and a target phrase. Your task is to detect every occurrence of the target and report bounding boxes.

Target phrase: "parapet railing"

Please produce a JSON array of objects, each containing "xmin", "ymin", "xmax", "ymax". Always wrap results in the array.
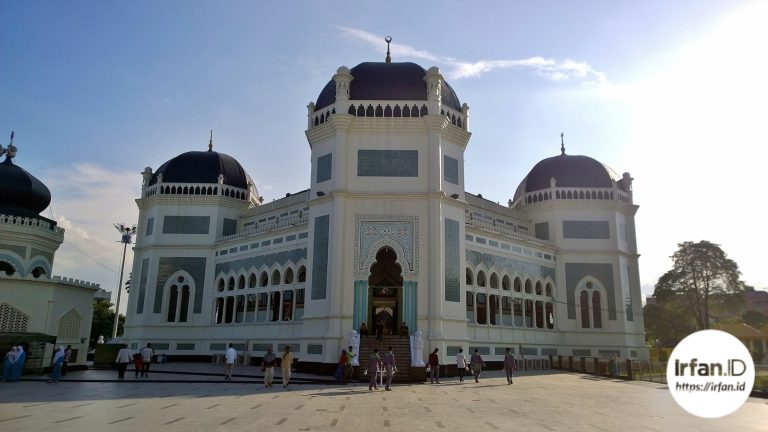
[
  {"xmin": 216, "ymin": 215, "xmax": 308, "ymax": 243},
  {"xmin": 0, "ymin": 213, "xmax": 64, "ymax": 236},
  {"xmin": 465, "ymin": 216, "xmax": 557, "ymax": 249}
]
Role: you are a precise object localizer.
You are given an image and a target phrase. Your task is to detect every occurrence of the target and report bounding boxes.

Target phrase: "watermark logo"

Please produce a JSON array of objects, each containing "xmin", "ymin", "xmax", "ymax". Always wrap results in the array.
[{"xmin": 666, "ymin": 329, "xmax": 755, "ymax": 418}]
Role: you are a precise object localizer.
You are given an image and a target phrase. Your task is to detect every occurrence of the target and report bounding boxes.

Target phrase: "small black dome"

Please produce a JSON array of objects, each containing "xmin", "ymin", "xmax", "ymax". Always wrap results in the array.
[
  {"xmin": 149, "ymin": 150, "xmax": 249, "ymax": 189},
  {"xmin": 0, "ymin": 158, "xmax": 52, "ymax": 217},
  {"xmin": 315, "ymin": 62, "xmax": 462, "ymax": 111},
  {"xmin": 514, "ymin": 154, "xmax": 623, "ymax": 200}
]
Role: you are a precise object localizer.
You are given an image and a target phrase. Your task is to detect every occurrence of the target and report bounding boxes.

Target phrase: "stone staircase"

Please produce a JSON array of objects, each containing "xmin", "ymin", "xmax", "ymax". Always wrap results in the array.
[{"xmin": 356, "ymin": 335, "xmax": 412, "ymax": 382}]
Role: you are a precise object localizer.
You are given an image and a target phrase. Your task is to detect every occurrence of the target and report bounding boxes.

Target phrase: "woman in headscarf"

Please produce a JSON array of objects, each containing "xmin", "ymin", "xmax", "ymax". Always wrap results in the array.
[
  {"xmin": 48, "ymin": 346, "xmax": 65, "ymax": 383},
  {"xmin": 2, "ymin": 346, "xmax": 16, "ymax": 382},
  {"xmin": 10, "ymin": 344, "xmax": 25, "ymax": 381}
]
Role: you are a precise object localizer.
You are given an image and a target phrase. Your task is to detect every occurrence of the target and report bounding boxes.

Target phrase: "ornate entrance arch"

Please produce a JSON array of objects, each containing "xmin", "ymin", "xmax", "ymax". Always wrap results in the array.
[{"xmin": 368, "ymin": 247, "xmax": 403, "ymax": 335}]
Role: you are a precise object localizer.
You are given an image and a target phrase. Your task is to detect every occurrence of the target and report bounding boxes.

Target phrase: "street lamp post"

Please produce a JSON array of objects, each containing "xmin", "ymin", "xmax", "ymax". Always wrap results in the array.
[{"xmin": 112, "ymin": 223, "xmax": 137, "ymax": 340}]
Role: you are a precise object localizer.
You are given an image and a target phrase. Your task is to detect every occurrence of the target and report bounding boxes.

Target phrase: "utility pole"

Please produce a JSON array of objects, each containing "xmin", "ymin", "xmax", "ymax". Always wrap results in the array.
[{"xmin": 112, "ymin": 223, "xmax": 136, "ymax": 340}]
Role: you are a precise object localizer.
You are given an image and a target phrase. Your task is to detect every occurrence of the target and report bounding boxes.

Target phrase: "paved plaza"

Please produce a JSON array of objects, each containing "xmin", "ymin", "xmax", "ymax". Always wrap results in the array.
[{"xmin": 1, "ymin": 363, "xmax": 766, "ymax": 431}]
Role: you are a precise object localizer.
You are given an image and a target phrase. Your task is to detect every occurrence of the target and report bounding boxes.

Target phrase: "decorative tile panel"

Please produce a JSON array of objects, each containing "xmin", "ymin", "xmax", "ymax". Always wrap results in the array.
[
  {"xmin": 317, "ymin": 153, "xmax": 332, "ymax": 183},
  {"xmin": 357, "ymin": 150, "xmax": 418, "ymax": 177},
  {"xmin": 444, "ymin": 155, "xmax": 459, "ymax": 184},
  {"xmin": 444, "ymin": 219, "xmax": 460, "ymax": 302},
  {"xmin": 311, "ymin": 216, "xmax": 330, "ymax": 300},
  {"xmin": 354, "ymin": 216, "xmax": 419, "ymax": 278}
]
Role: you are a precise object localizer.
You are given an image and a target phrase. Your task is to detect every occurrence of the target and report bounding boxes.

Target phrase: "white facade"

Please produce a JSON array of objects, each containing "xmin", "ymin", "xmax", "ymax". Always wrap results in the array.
[{"xmin": 122, "ymin": 61, "xmax": 647, "ymax": 368}]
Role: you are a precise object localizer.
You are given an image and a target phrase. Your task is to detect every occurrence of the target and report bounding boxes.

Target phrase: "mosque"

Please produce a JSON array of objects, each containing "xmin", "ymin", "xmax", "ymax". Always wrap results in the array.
[
  {"xmin": 121, "ymin": 46, "xmax": 648, "ymax": 374},
  {"xmin": 0, "ymin": 133, "xmax": 104, "ymax": 370}
]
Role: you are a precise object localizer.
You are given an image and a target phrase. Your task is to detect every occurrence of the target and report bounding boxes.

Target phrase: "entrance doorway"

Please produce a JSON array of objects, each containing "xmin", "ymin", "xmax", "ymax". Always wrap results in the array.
[{"xmin": 368, "ymin": 247, "xmax": 403, "ymax": 336}]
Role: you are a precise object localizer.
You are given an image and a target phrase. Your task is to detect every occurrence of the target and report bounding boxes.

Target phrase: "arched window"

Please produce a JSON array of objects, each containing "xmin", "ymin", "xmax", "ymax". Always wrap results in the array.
[
  {"xmin": 489, "ymin": 294, "xmax": 499, "ymax": 325},
  {"xmin": 238, "ymin": 275, "xmax": 246, "ymax": 290},
  {"xmin": 466, "ymin": 292, "xmax": 475, "ymax": 323},
  {"xmin": 227, "ymin": 277, "xmax": 235, "ymax": 291},
  {"xmin": 580, "ymin": 291, "xmax": 590, "ymax": 328},
  {"xmin": 592, "ymin": 291, "xmax": 603, "ymax": 328},
  {"xmin": 490, "ymin": 273, "xmax": 499, "ymax": 289},
  {"xmin": 545, "ymin": 283, "xmax": 553, "ymax": 297},
  {"xmin": 466, "ymin": 268, "xmax": 474, "ymax": 286},
  {"xmin": 502, "ymin": 275, "xmax": 511, "ymax": 291},
  {"xmin": 284, "ymin": 268, "xmax": 294, "ymax": 284},
  {"xmin": 514, "ymin": 277, "xmax": 522, "ymax": 292},
  {"xmin": 217, "ymin": 278, "xmax": 225, "ymax": 292},
  {"xmin": 525, "ymin": 299, "xmax": 534, "ymax": 327},
  {"xmin": 215, "ymin": 298, "xmax": 224, "ymax": 324},
  {"xmin": 270, "ymin": 291, "xmax": 281, "ymax": 321},
  {"xmin": 535, "ymin": 301, "xmax": 544, "ymax": 328},
  {"xmin": 235, "ymin": 295, "xmax": 245, "ymax": 323},
  {"xmin": 524, "ymin": 279, "xmax": 532, "ymax": 294},
  {"xmin": 535, "ymin": 281, "xmax": 543, "ymax": 295},
  {"xmin": 297, "ymin": 266, "xmax": 307, "ymax": 283},
  {"xmin": 476, "ymin": 293, "xmax": 487, "ymax": 324},
  {"xmin": 477, "ymin": 271, "xmax": 487, "ymax": 287},
  {"xmin": 271, "ymin": 269, "xmax": 281, "ymax": 285},
  {"xmin": 166, "ymin": 274, "xmax": 192, "ymax": 323},
  {"xmin": 545, "ymin": 302, "xmax": 554, "ymax": 329},
  {"xmin": 225, "ymin": 297, "xmax": 234, "ymax": 323},
  {"xmin": 31, "ymin": 266, "xmax": 46, "ymax": 278},
  {"xmin": 393, "ymin": 105, "xmax": 401, "ymax": 117},
  {"xmin": 260, "ymin": 271, "xmax": 269, "ymax": 287},
  {"xmin": 249, "ymin": 273, "xmax": 257, "ymax": 288}
]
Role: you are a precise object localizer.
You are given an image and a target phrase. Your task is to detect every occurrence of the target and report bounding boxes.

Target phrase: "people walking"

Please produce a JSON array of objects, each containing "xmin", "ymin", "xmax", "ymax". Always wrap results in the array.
[
  {"xmin": 367, "ymin": 349, "xmax": 381, "ymax": 390},
  {"xmin": 224, "ymin": 343, "xmax": 237, "ymax": 381},
  {"xmin": 456, "ymin": 348, "xmax": 467, "ymax": 383},
  {"xmin": 428, "ymin": 348, "xmax": 440, "ymax": 384},
  {"xmin": 503, "ymin": 348, "xmax": 517, "ymax": 384},
  {"xmin": 48, "ymin": 346, "xmax": 65, "ymax": 383},
  {"xmin": 62, "ymin": 345, "xmax": 72, "ymax": 376},
  {"xmin": 344, "ymin": 345, "xmax": 357, "ymax": 383},
  {"xmin": 470, "ymin": 348, "xmax": 484, "ymax": 383},
  {"xmin": 140, "ymin": 343, "xmax": 153, "ymax": 377},
  {"xmin": 115, "ymin": 344, "xmax": 132, "ymax": 379},
  {"xmin": 133, "ymin": 352, "xmax": 143, "ymax": 378},
  {"xmin": 281, "ymin": 346, "xmax": 292, "ymax": 388},
  {"xmin": 2, "ymin": 346, "xmax": 16, "ymax": 382},
  {"xmin": 10, "ymin": 344, "xmax": 26, "ymax": 381},
  {"xmin": 359, "ymin": 322, "xmax": 368, "ymax": 338},
  {"xmin": 382, "ymin": 346, "xmax": 396, "ymax": 391},
  {"xmin": 335, "ymin": 349, "xmax": 347, "ymax": 382},
  {"xmin": 262, "ymin": 346, "xmax": 277, "ymax": 388}
]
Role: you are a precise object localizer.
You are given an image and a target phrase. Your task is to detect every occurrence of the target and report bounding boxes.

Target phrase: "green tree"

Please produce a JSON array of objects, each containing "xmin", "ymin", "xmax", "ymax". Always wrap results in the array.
[
  {"xmin": 90, "ymin": 299, "xmax": 125, "ymax": 347},
  {"xmin": 657, "ymin": 241, "xmax": 744, "ymax": 330}
]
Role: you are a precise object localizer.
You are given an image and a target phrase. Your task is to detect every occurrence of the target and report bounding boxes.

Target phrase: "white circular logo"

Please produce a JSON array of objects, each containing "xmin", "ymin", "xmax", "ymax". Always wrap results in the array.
[{"xmin": 666, "ymin": 329, "xmax": 755, "ymax": 418}]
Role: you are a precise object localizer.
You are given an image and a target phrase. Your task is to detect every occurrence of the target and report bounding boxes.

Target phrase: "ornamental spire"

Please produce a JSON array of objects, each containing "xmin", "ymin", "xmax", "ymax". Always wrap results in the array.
[
  {"xmin": 560, "ymin": 132, "xmax": 565, "ymax": 155},
  {"xmin": 1, "ymin": 131, "xmax": 17, "ymax": 163},
  {"xmin": 208, "ymin": 129, "xmax": 213, "ymax": 152},
  {"xmin": 385, "ymin": 36, "xmax": 392, "ymax": 63}
]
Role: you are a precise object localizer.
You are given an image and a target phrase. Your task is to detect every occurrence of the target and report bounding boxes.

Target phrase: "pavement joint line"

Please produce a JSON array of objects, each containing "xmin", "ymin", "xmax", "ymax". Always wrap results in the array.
[
  {"xmin": 275, "ymin": 418, "xmax": 287, "ymax": 425},
  {"xmin": 295, "ymin": 404, "xmax": 304, "ymax": 410},
  {"xmin": 161, "ymin": 404, "xmax": 177, "ymax": 409},
  {"xmin": 22, "ymin": 402, "xmax": 49, "ymax": 407},
  {"xmin": 164, "ymin": 417, "xmax": 184, "ymax": 425},
  {"xmin": 219, "ymin": 417, "xmax": 236, "ymax": 425},
  {"xmin": 250, "ymin": 404, "xmax": 262, "ymax": 409},
  {"xmin": 53, "ymin": 416, "xmax": 83, "ymax": 423},
  {"xmin": 436, "ymin": 421, "xmax": 445, "ymax": 428},
  {"xmin": 0, "ymin": 415, "xmax": 32, "ymax": 422},
  {"xmin": 72, "ymin": 402, "xmax": 95, "ymax": 407},
  {"xmin": 117, "ymin": 403, "xmax": 136, "ymax": 408},
  {"xmin": 206, "ymin": 403, "xmax": 220, "ymax": 409},
  {"xmin": 108, "ymin": 417, "xmax": 133, "ymax": 424},
  {"xmin": 485, "ymin": 421, "xmax": 499, "ymax": 430}
]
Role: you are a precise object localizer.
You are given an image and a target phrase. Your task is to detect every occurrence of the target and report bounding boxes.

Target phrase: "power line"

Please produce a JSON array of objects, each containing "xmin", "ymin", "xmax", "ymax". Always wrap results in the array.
[{"xmin": 48, "ymin": 203, "xmax": 118, "ymax": 275}]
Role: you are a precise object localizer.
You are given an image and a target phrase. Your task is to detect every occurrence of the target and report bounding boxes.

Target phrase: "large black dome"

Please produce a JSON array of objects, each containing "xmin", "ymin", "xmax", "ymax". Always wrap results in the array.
[
  {"xmin": 514, "ymin": 154, "xmax": 623, "ymax": 200},
  {"xmin": 0, "ymin": 157, "xmax": 52, "ymax": 217},
  {"xmin": 149, "ymin": 150, "xmax": 249, "ymax": 189},
  {"xmin": 315, "ymin": 62, "xmax": 462, "ymax": 111}
]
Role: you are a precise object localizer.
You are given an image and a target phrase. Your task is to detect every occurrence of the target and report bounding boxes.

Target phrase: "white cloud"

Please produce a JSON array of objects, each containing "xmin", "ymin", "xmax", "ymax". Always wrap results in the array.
[
  {"xmin": 40, "ymin": 163, "xmax": 141, "ymax": 312},
  {"xmin": 337, "ymin": 26, "xmax": 607, "ymax": 83}
]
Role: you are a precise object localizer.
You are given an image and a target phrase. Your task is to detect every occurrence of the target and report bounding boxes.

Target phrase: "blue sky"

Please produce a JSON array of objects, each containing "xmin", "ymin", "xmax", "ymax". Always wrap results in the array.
[{"xmin": 2, "ymin": 1, "xmax": 766, "ymax": 311}]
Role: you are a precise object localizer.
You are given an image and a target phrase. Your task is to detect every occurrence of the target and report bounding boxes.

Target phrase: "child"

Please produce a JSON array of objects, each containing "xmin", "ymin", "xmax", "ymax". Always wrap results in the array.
[{"xmin": 133, "ymin": 352, "xmax": 143, "ymax": 378}]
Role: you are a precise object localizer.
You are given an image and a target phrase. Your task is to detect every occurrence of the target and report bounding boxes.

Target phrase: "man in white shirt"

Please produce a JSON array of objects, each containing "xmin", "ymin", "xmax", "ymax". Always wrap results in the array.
[
  {"xmin": 140, "ymin": 343, "xmax": 153, "ymax": 377},
  {"xmin": 115, "ymin": 344, "xmax": 133, "ymax": 380},
  {"xmin": 224, "ymin": 343, "xmax": 237, "ymax": 381}
]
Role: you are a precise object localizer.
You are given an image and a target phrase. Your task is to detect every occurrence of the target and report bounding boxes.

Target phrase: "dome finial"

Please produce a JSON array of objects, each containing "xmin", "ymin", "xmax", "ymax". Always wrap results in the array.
[
  {"xmin": 2, "ymin": 131, "xmax": 17, "ymax": 163},
  {"xmin": 385, "ymin": 36, "xmax": 392, "ymax": 63},
  {"xmin": 208, "ymin": 129, "xmax": 213, "ymax": 152},
  {"xmin": 560, "ymin": 131, "xmax": 565, "ymax": 155}
]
